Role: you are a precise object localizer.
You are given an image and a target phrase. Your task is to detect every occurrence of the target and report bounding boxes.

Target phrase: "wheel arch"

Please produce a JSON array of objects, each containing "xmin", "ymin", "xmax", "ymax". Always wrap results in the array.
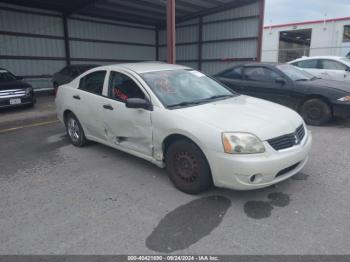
[
  {"xmin": 298, "ymin": 94, "xmax": 333, "ymax": 114},
  {"xmin": 162, "ymin": 133, "xmax": 213, "ymax": 174},
  {"xmin": 162, "ymin": 133, "xmax": 204, "ymax": 157},
  {"xmin": 162, "ymin": 133, "xmax": 214, "ymax": 191},
  {"xmin": 63, "ymin": 109, "xmax": 74, "ymax": 124}
]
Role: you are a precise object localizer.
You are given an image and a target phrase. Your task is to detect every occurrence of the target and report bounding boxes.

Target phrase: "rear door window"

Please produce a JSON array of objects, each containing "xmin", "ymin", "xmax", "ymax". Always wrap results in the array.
[
  {"xmin": 79, "ymin": 71, "xmax": 106, "ymax": 95},
  {"xmin": 220, "ymin": 67, "xmax": 244, "ymax": 79},
  {"xmin": 321, "ymin": 60, "xmax": 347, "ymax": 70},
  {"xmin": 244, "ymin": 67, "xmax": 280, "ymax": 82},
  {"xmin": 296, "ymin": 59, "xmax": 320, "ymax": 69}
]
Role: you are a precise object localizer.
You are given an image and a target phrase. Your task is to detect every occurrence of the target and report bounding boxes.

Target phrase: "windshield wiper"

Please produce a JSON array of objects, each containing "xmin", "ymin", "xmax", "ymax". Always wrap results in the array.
[
  {"xmin": 167, "ymin": 100, "xmax": 204, "ymax": 109},
  {"xmin": 295, "ymin": 78, "xmax": 310, "ymax": 81},
  {"xmin": 204, "ymin": 94, "xmax": 234, "ymax": 100},
  {"xmin": 167, "ymin": 95, "xmax": 234, "ymax": 109}
]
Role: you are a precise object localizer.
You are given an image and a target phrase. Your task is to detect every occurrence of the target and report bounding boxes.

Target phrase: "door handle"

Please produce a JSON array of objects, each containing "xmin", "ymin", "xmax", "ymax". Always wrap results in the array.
[
  {"xmin": 103, "ymin": 104, "xmax": 114, "ymax": 110},
  {"xmin": 73, "ymin": 95, "xmax": 80, "ymax": 100}
]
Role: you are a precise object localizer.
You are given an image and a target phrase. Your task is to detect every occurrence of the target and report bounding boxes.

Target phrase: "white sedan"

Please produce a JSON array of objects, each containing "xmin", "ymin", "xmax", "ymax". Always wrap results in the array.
[
  {"xmin": 55, "ymin": 63, "xmax": 312, "ymax": 194},
  {"xmin": 289, "ymin": 56, "xmax": 350, "ymax": 83}
]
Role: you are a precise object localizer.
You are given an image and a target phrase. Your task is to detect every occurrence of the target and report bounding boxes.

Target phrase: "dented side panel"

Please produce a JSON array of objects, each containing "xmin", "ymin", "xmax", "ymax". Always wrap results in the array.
[{"xmin": 102, "ymin": 101, "xmax": 153, "ymax": 156}]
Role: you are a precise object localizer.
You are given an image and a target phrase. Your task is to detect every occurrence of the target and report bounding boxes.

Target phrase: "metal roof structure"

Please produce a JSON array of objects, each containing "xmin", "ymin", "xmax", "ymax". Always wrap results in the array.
[{"xmin": 0, "ymin": 0, "xmax": 257, "ymax": 26}]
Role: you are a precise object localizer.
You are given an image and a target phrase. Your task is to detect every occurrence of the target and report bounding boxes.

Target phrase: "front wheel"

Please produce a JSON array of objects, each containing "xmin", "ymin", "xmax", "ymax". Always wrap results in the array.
[
  {"xmin": 165, "ymin": 139, "xmax": 213, "ymax": 194},
  {"xmin": 299, "ymin": 98, "xmax": 332, "ymax": 126},
  {"xmin": 65, "ymin": 113, "xmax": 88, "ymax": 147}
]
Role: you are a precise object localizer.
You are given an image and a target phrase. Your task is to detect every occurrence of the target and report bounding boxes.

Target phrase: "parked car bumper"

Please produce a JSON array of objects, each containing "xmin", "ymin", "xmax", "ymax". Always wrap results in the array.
[
  {"xmin": 0, "ymin": 95, "xmax": 36, "ymax": 109},
  {"xmin": 333, "ymin": 102, "xmax": 350, "ymax": 119},
  {"xmin": 207, "ymin": 131, "xmax": 312, "ymax": 190}
]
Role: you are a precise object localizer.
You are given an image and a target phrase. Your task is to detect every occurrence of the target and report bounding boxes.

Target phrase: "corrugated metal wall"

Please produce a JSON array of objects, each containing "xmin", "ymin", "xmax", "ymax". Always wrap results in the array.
[
  {"xmin": 202, "ymin": 1, "xmax": 261, "ymax": 74},
  {"xmin": 159, "ymin": 22, "xmax": 200, "ymax": 70},
  {"xmin": 68, "ymin": 17, "xmax": 155, "ymax": 64},
  {"xmin": 158, "ymin": 1, "xmax": 262, "ymax": 75},
  {"xmin": 0, "ymin": 0, "xmax": 263, "ymax": 89},
  {"xmin": 0, "ymin": 4, "xmax": 156, "ymax": 90}
]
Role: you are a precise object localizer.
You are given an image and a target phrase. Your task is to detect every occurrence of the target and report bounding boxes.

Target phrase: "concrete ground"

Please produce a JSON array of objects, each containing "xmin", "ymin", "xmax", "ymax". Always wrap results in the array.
[
  {"xmin": 0, "ymin": 96, "xmax": 57, "ymax": 130},
  {"xmin": 0, "ymin": 117, "xmax": 349, "ymax": 254}
]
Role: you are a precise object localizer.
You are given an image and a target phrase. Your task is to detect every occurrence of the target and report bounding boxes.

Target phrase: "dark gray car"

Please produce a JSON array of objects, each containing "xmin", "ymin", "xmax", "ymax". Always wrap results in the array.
[
  {"xmin": 52, "ymin": 64, "xmax": 99, "ymax": 93},
  {"xmin": 214, "ymin": 63, "xmax": 350, "ymax": 126}
]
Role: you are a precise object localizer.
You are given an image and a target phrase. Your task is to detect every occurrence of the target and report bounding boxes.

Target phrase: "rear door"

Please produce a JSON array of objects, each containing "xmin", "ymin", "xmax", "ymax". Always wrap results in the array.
[
  {"xmin": 240, "ymin": 66, "xmax": 294, "ymax": 108},
  {"xmin": 293, "ymin": 59, "xmax": 321, "ymax": 77},
  {"xmin": 71, "ymin": 70, "xmax": 108, "ymax": 140},
  {"xmin": 215, "ymin": 66, "xmax": 246, "ymax": 93},
  {"xmin": 319, "ymin": 59, "xmax": 349, "ymax": 82},
  {"xmin": 100, "ymin": 70, "xmax": 153, "ymax": 156}
]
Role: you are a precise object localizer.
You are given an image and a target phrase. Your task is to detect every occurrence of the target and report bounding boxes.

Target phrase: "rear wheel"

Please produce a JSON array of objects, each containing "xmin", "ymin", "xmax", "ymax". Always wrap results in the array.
[
  {"xmin": 165, "ymin": 139, "xmax": 212, "ymax": 194},
  {"xmin": 65, "ymin": 113, "xmax": 87, "ymax": 147},
  {"xmin": 300, "ymin": 98, "xmax": 332, "ymax": 126}
]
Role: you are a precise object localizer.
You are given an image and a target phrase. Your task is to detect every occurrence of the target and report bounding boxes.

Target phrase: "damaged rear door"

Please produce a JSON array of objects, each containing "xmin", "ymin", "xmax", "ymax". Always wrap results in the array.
[{"xmin": 101, "ymin": 70, "xmax": 153, "ymax": 156}]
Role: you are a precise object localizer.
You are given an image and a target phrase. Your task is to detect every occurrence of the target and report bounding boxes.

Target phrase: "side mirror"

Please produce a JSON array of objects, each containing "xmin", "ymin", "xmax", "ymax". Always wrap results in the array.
[
  {"xmin": 16, "ymin": 76, "xmax": 23, "ymax": 80},
  {"xmin": 345, "ymin": 67, "xmax": 350, "ymax": 72},
  {"xmin": 126, "ymin": 98, "xmax": 153, "ymax": 111},
  {"xmin": 275, "ymin": 78, "xmax": 286, "ymax": 85}
]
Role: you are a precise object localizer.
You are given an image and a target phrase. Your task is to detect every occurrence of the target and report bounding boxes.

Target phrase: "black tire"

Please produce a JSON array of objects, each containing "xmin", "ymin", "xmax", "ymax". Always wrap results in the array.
[
  {"xmin": 165, "ymin": 139, "xmax": 213, "ymax": 194},
  {"xmin": 300, "ymin": 98, "xmax": 332, "ymax": 126},
  {"xmin": 65, "ymin": 113, "xmax": 88, "ymax": 147}
]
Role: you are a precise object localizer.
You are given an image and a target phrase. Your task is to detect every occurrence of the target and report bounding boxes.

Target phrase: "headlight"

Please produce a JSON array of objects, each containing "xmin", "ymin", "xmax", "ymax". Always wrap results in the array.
[
  {"xmin": 222, "ymin": 132, "xmax": 265, "ymax": 154},
  {"xmin": 338, "ymin": 96, "xmax": 350, "ymax": 102},
  {"xmin": 25, "ymin": 87, "xmax": 33, "ymax": 95}
]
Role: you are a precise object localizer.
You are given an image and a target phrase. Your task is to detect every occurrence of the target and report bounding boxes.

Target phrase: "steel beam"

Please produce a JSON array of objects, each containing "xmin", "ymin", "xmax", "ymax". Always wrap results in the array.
[
  {"xmin": 257, "ymin": 0, "xmax": 265, "ymax": 62},
  {"xmin": 198, "ymin": 17, "xmax": 203, "ymax": 70},
  {"xmin": 167, "ymin": 0, "xmax": 176, "ymax": 64},
  {"xmin": 156, "ymin": 27, "xmax": 160, "ymax": 61},
  {"xmin": 62, "ymin": 15, "xmax": 71, "ymax": 66}
]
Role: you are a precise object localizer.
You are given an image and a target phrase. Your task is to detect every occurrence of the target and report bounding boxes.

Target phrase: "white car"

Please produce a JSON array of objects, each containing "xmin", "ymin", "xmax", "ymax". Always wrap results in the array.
[
  {"xmin": 55, "ymin": 63, "xmax": 312, "ymax": 194},
  {"xmin": 289, "ymin": 56, "xmax": 350, "ymax": 82}
]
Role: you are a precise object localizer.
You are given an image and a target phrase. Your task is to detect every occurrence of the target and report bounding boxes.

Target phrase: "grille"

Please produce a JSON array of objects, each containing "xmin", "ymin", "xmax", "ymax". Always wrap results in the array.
[
  {"xmin": 276, "ymin": 162, "xmax": 300, "ymax": 177},
  {"xmin": 268, "ymin": 125, "xmax": 305, "ymax": 151},
  {"xmin": 0, "ymin": 89, "xmax": 26, "ymax": 99}
]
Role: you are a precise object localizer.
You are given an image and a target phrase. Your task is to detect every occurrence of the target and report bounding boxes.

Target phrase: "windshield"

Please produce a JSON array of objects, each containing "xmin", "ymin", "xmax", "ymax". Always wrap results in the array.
[
  {"xmin": 141, "ymin": 70, "xmax": 236, "ymax": 108},
  {"xmin": 0, "ymin": 70, "xmax": 17, "ymax": 81},
  {"xmin": 277, "ymin": 64, "xmax": 315, "ymax": 81}
]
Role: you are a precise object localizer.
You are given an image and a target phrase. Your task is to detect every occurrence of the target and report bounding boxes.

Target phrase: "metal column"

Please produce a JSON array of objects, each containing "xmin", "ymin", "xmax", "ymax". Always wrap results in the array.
[
  {"xmin": 62, "ymin": 15, "xmax": 71, "ymax": 66},
  {"xmin": 167, "ymin": 0, "xmax": 176, "ymax": 64},
  {"xmin": 257, "ymin": 0, "xmax": 265, "ymax": 62}
]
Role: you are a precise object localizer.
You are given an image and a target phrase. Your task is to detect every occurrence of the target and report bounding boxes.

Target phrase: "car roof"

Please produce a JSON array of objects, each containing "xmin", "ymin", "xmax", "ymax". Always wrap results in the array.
[
  {"xmin": 218, "ymin": 62, "xmax": 283, "ymax": 71},
  {"xmin": 242, "ymin": 62, "xmax": 282, "ymax": 67},
  {"xmin": 292, "ymin": 56, "xmax": 345, "ymax": 62},
  {"xmin": 95, "ymin": 62, "xmax": 191, "ymax": 74},
  {"xmin": 69, "ymin": 64, "xmax": 99, "ymax": 68}
]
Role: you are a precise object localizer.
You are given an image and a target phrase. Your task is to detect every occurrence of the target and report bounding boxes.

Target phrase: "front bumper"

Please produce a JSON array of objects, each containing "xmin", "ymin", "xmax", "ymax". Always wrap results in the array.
[
  {"xmin": 333, "ymin": 102, "xmax": 350, "ymax": 119},
  {"xmin": 206, "ymin": 131, "xmax": 312, "ymax": 190},
  {"xmin": 0, "ymin": 95, "xmax": 35, "ymax": 109}
]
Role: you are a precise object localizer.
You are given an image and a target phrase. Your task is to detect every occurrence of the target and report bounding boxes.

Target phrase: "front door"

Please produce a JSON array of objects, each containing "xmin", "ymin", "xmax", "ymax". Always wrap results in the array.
[
  {"xmin": 101, "ymin": 70, "xmax": 153, "ymax": 156},
  {"xmin": 241, "ymin": 66, "xmax": 295, "ymax": 108}
]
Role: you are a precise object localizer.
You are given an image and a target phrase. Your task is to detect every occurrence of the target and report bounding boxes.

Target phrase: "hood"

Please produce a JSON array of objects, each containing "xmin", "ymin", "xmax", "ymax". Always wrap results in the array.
[
  {"xmin": 0, "ymin": 80, "xmax": 31, "ymax": 91},
  {"xmin": 174, "ymin": 95, "xmax": 304, "ymax": 141},
  {"xmin": 297, "ymin": 79, "xmax": 350, "ymax": 93}
]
